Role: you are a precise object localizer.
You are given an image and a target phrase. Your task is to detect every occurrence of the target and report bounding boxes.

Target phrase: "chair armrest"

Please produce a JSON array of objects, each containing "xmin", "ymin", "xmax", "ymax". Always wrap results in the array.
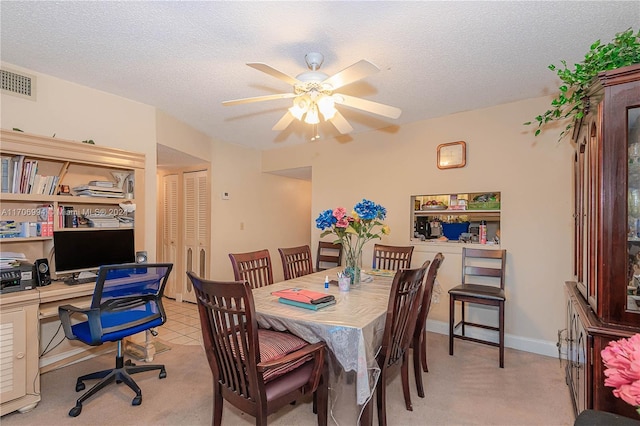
[{"xmin": 58, "ymin": 304, "xmax": 102, "ymax": 345}]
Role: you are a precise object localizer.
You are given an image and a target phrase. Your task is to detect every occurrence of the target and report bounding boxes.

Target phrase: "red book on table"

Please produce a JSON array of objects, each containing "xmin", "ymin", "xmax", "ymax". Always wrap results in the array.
[{"xmin": 271, "ymin": 288, "xmax": 335, "ymax": 305}]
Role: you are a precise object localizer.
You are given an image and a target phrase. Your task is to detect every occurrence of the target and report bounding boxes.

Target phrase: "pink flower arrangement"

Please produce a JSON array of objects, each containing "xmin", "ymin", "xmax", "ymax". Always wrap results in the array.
[{"xmin": 601, "ymin": 333, "xmax": 640, "ymax": 416}]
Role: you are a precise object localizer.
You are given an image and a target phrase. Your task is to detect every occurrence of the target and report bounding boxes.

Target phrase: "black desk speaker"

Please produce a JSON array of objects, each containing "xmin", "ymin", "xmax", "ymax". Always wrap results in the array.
[{"xmin": 35, "ymin": 258, "xmax": 51, "ymax": 286}]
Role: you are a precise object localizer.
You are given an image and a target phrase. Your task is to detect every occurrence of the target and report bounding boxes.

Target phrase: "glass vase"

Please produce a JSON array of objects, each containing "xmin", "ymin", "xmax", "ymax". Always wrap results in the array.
[{"xmin": 344, "ymin": 248, "xmax": 362, "ymax": 286}]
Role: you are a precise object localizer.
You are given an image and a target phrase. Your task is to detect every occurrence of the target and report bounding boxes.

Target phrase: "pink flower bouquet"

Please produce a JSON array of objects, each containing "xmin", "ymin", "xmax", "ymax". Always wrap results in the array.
[{"xmin": 601, "ymin": 333, "xmax": 640, "ymax": 416}]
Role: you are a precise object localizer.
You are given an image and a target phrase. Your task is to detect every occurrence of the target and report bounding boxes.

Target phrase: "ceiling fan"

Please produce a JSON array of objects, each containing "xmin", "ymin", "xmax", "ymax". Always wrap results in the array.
[{"xmin": 222, "ymin": 52, "xmax": 402, "ymax": 139}]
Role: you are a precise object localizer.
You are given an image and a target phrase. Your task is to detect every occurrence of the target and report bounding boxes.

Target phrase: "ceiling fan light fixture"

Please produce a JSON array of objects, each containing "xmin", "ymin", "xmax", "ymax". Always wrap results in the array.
[
  {"xmin": 317, "ymin": 96, "xmax": 336, "ymax": 120},
  {"xmin": 289, "ymin": 96, "xmax": 309, "ymax": 120},
  {"xmin": 304, "ymin": 105, "xmax": 320, "ymax": 124}
]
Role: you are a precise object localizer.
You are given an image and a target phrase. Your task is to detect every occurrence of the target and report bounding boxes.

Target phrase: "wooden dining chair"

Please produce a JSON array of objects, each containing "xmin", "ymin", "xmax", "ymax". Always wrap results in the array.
[
  {"xmin": 362, "ymin": 262, "xmax": 428, "ymax": 426},
  {"xmin": 449, "ymin": 247, "xmax": 507, "ymax": 368},
  {"xmin": 372, "ymin": 244, "xmax": 414, "ymax": 270},
  {"xmin": 186, "ymin": 272, "xmax": 329, "ymax": 426},
  {"xmin": 409, "ymin": 253, "xmax": 444, "ymax": 398},
  {"xmin": 229, "ymin": 249, "xmax": 274, "ymax": 289},
  {"xmin": 278, "ymin": 245, "xmax": 314, "ymax": 280},
  {"xmin": 316, "ymin": 241, "xmax": 342, "ymax": 271}
]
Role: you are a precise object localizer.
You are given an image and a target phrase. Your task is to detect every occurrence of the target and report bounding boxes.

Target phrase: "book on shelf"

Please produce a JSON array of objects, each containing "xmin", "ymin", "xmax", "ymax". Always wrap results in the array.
[
  {"xmin": 60, "ymin": 205, "xmax": 78, "ymax": 228},
  {"xmin": 277, "ymin": 297, "xmax": 336, "ymax": 310},
  {"xmin": 1, "ymin": 157, "xmax": 9, "ymax": 193},
  {"xmin": 10, "ymin": 155, "xmax": 23, "ymax": 193},
  {"xmin": 0, "ymin": 154, "xmax": 62, "ymax": 195},
  {"xmin": 0, "ymin": 220, "xmax": 20, "ymax": 239},
  {"xmin": 35, "ymin": 204, "xmax": 54, "ymax": 236}
]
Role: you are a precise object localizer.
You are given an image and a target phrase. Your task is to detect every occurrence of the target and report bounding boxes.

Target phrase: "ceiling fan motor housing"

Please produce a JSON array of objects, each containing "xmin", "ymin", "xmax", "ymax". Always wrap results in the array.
[{"xmin": 304, "ymin": 52, "xmax": 324, "ymax": 70}]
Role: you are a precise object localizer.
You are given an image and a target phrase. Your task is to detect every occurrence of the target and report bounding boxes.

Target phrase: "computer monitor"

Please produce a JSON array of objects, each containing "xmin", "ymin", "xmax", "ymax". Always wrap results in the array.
[{"xmin": 52, "ymin": 229, "xmax": 135, "ymax": 277}]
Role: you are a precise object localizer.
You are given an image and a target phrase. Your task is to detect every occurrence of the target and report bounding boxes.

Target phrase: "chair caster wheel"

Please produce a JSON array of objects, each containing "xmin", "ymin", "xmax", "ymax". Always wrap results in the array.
[
  {"xmin": 132, "ymin": 395, "xmax": 142, "ymax": 406},
  {"xmin": 75, "ymin": 382, "xmax": 85, "ymax": 392},
  {"xmin": 159, "ymin": 369, "xmax": 167, "ymax": 379},
  {"xmin": 125, "ymin": 359, "xmax": 135, "ymax": 366},
  {"xmin": 69, "ymin": 405, "xmax": 82, "ymax": 417}
]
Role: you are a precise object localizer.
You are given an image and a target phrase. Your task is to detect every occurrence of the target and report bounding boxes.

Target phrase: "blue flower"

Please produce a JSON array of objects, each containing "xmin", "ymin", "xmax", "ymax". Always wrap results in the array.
[
  {"xmin": 315, "ymin": 209, "xmax": 336, "ymax": 230},
  {"xmin": 354, "ymin": 199, "xmax": 377, "ymax": 220},
  {"xmin": 376, "ymin": 204, "xmax": 387, "ymax": 220}
]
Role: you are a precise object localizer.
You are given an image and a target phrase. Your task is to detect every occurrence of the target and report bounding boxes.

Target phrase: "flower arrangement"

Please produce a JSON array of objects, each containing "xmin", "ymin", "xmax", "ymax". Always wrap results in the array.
[
  {"xmin": 601, "ymin": 333, "xmax": 640, "ymax": 416},
  {"xmin": 315, "ymin": 199, "xmax": 390, "ymax": 284}
]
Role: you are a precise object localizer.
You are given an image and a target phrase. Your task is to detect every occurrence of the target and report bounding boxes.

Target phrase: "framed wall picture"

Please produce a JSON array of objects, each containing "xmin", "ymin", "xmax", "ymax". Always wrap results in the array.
[{"xmin": 437, "ymin": 141, "xmax": 466, "ymax": 169}]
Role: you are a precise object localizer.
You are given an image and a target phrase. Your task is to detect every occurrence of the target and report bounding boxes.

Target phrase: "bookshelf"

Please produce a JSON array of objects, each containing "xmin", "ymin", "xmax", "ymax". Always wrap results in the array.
[{"xmin": 0, "ymin": 129, "xmax": 146, "ymax": 273}]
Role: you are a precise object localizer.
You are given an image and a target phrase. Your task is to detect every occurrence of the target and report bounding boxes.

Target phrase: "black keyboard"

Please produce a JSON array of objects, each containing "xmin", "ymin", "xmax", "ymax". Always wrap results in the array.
[{"xmin": 63, "ymin": 277, "xmax": 96, "ymax": 285}]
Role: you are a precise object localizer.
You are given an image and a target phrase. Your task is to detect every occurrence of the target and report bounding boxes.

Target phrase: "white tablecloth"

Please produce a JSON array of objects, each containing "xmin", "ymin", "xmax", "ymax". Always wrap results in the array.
[{"xmin": 252, "ymin": 268, "xmax": 393, "ymax": 424}]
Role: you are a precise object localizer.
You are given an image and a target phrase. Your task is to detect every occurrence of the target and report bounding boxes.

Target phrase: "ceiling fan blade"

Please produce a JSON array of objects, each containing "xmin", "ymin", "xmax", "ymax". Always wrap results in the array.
[
  {"xmin": 334, "ymin": 94, "xmax": 402, "ymax": 119},
  {"xmin": 222, "ymin": 92, "xmax": 295, "ymax": 106},
  {"xmin": 322, "ymin": 60, "xmax": 380, "ymax": 90},
  {"xmin": 247, "ymin": 63, "xmax": 301, "ymax": 86},
  {"xmin": 328, "ymin": 110, "xmax": 354, "ymax": 134},
  {"xmin": 272, "ymin": 111, "xmax": 295, "ymax": 131}
]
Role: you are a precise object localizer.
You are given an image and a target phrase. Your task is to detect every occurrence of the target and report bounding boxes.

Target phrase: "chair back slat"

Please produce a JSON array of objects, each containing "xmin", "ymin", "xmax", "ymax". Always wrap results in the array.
[
  {"xmin": 316, "ymin": 241, "xmax": 342, "ymax": 271},
  {"xmin": 461, "ymin": 248, "xmax": 506, "ymax": 288},
  {"xmin": 379, "ymin": 263, "xmax": 428, "ymax": 367},
  {"xmin": 187, "ymin": 273, "xmax": 261, "ymax": 402},
  {"xmin": 92, "ymin": 263, "xmax": 173, "ymax": 335},
  {"xmin": 373, "ymin": 244, "xmax": 414, "ymax": 271},
  {"xmin": 229, "ymin": 249, "xmax": 274, "ymax": 288},
  {"xmin": 414, "ymin": 253, "xmax": 445, "ymax": 338},
  {"xmin": 279, "ymin": 245, "xmax": 314, "ymax": 280}
]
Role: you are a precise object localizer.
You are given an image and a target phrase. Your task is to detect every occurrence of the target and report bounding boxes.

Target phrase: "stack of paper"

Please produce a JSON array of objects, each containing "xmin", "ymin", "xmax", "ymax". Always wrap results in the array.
[
  {"xmin": 0, "ymin": 252, "xmax": 26, "ymax": 268},
  {"xmin": 73, "ymin": 185, "xmax": 123, "ymax": 198},
  {"xmin": 85, "ymin": 214, "xmax": 120, "ymax": 228},
  {"xmin": 88, "ymin": 180, "xmax": 115, "ymax": 188}
]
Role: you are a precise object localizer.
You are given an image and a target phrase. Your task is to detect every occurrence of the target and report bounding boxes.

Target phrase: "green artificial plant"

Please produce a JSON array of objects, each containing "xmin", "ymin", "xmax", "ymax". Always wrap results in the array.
[{"xmin": 525, "ymin": 28, "xmax": 640, "ymax": 141}]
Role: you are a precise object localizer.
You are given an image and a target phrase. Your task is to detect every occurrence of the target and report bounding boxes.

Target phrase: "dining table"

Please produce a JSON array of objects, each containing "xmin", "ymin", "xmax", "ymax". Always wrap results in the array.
[{"xmin": 252, "ymin": 267, "xmax": 395, "ymax": 425}]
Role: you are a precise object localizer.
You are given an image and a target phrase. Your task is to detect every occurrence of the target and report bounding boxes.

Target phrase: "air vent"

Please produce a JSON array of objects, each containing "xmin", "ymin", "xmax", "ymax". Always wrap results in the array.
[{"xmin": 1, "ymin": 68, "xmax": 36, "ymax": 100}]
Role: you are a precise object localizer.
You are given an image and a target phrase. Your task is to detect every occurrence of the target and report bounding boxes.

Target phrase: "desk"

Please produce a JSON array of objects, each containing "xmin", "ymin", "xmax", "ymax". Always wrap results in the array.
[
  {"xmin": 0, "ymin": 282, "xmax": 96, "ymax": 415},
  {"xmin": 0, "ymin": 280, "xmax": 157, "ymax": 416},
  {"xmin": 252, "ymin": 268, "xmax": 393, "ymax": 425}
]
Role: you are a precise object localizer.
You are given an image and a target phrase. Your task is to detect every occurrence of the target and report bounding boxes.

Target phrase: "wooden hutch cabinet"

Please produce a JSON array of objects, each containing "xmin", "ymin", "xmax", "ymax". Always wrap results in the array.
[{"xmin": 565, "ymin": 64, "xmax": 640, "ymax": 419}]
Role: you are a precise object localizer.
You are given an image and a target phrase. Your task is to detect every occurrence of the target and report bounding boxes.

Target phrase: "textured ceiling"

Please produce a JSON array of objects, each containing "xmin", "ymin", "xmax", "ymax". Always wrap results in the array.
[{"xmin": 1, "ymin": 1, "xmax": 638, "ymax": 152}]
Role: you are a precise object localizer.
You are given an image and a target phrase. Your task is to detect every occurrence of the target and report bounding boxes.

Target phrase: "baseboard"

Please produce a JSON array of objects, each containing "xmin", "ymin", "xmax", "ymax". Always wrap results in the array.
[{"xmin": 426, "ymin": 319, "xmax": 563, "ymax": 359}]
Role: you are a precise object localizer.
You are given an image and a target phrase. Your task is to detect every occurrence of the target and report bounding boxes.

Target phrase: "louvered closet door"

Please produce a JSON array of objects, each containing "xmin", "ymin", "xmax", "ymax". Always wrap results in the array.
[
  {"xmin": 0, "ymin": 309, "xmax": 27, "ymax": 404},
  {"xmin": 183, "ymin": 170, "xmax": 209, "ymax": 303},
  {"xmin": 162, "ymin": 174, "xmax": 179, "ymax": 299}
]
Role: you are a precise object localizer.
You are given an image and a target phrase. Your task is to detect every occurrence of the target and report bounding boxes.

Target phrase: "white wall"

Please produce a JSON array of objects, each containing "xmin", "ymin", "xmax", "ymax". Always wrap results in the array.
[
  {"xmin": 209, "ymin": 140, "xmax": 311, "ymax": 283},
  {"xmin": 263, "ymin": 96, "xmax": 575, "ymax": 357}
]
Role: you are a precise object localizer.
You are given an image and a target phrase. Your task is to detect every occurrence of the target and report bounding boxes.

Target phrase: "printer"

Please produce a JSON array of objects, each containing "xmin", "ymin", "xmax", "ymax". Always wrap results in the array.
[{"xmin": 0, "ymin": 261, "xmax": 36, "ymax": 294}]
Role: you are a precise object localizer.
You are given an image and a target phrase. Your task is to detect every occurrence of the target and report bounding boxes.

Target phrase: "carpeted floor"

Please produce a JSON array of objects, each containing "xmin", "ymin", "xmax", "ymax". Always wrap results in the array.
[{"xmin": 1, "ymin": 332, "xmax": 575, "ymax": 425}]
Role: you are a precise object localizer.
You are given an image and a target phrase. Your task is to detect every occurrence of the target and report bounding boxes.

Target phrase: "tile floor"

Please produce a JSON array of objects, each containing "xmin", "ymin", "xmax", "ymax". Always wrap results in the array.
[{"xmin": 157, "ymin": 297, "xmax": 202, "ymax": 346}]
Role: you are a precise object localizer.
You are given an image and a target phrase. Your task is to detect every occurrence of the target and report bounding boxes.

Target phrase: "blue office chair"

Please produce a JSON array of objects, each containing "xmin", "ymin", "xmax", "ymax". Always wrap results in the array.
[{"xmin": 58, "ymin": 263, "xmax": 173, "ymax": 417}]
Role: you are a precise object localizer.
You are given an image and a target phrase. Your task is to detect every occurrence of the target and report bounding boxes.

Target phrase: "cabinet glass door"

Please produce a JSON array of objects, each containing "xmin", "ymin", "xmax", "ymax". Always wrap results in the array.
[{"xmin": 627, "ymin": 106, "xmax": 640, "ymax": 313}]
